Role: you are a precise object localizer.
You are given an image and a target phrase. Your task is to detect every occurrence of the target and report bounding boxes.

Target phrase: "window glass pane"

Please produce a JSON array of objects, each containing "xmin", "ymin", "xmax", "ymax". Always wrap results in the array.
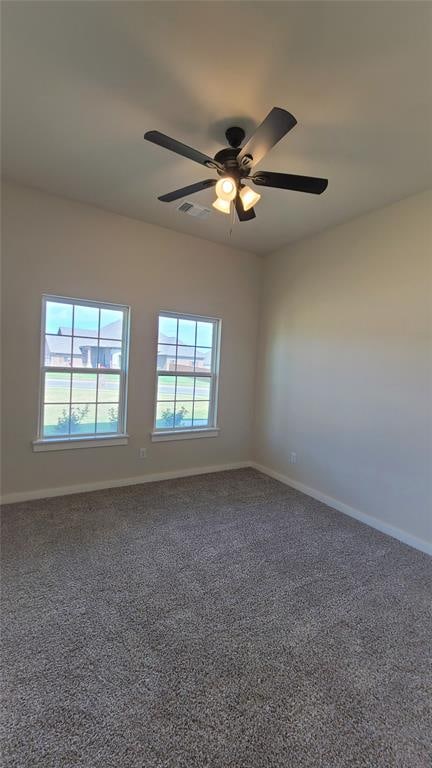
[
  {"xmin": 178, "ymin": 319, "xmax": 196, "ymax": 346},
  {"xmin": 100, "ymin": 309, "xmax": 123, "ymax": 340},
  {"xmin": 157, "ymin": 343, "xmax": 176, "ymax": 371},
  {"xmin": 156, "ymin": 402, "xmax": 174, "ymax": 429},
  {"xmin": 43, "ymin": 404, "xmax": 70, "ymax": 436},
  {"xmin": 195, "ymin": 348, "xmax": 212, "ymax": 373},
  {"xmin": 97, "ymin": 342, "xmax": 122, "ymax": 370},
  {"xmin": 98, "ymin": 374, "xmax": 120, "ymax": 403},
  {"xmin": 196, "ymin": 321, "xmax": 213, "ymax": 348},
  {"xmin": 175, "ymin": 376, "xmax": 194, "ymax": 400},
  {"xmin": 44, "ymin": 334, "xmax": 72, "ymax": 367},
  {"xmin": 70, "ymin": 403, "xmax": 96, "ymax": 434},
  {"xmin": 72, "ymin": 337, "xmax": 95, "ymax": 368},
  {"xmin": 44, "ymin": 372, "xmax": 71, "ymax": 403},
  {"xmin": 193, "ymin": 400, "xmax": 210, "ymax": 427},
  {"xmin": 96, "ymin": 403, "xmax": 119, "ymax": 433},
  {"xmin": 157, "ymin": 375, "xmax": 176, "ymax": 401},
  {"xmin": 176, "ymin": 346, "xmax": 195, "ymax": 372},
  {"xmin": 73, "ymin": 305, "xmax": 100, "ymax": 337},
  {"xmin": 40, "ymin": 297, "xmax": 129, "ymax": 441},
  {"xmin": 45, "ymin": 301, "xmax": 73, "ymax": 335},
  {"xmin": 194, "ymin": 377, "xmax": 211, "ymax": 400},
  {"xmin": 175, "ymin": 401, "xmax": 193, "ymax": 428},
  {"xmin": 154, "ymin": 313, "xmax": 219, "ymax": 432},
  {"xmin": 71, "ymin": 373, "xmax": 97, "ymax": 402},
  {"xmin": 159, "ymin": 315, "xmax": 178, "ymax": 344}
]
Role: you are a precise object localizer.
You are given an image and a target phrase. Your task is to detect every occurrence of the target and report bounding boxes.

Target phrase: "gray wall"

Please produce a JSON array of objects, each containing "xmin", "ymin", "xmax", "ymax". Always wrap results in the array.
[
  {"xmin": 2, "ymin": 182, "xmax": 431, "ymax": 549},
  {"xmin": 254, "ymin": 191, "xmax": 432, "ymax": 546},
  {"xmin": 1, "ymin": 182, "xmax": 262, "ymax": 495}
]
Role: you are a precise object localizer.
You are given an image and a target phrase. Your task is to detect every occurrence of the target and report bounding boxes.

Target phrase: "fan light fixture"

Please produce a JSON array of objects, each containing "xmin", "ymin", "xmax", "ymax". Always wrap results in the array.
[
  {"xmin": 212, "ymin": 197, "xmax": 231, "ymax": 214},
  {"xmin": 215, "ymin": 177, "xmax": 236, "ymax": 201},
  {"xmin": 239, "ymin": 185, "xmax": 261, "ymax": 212}
]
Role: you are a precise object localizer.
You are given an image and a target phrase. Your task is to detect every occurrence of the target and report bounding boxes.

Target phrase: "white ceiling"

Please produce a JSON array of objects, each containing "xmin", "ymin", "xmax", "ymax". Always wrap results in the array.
[{"xmin": 2, "ymin": 1, "xmax": 431, "ymax": 254}]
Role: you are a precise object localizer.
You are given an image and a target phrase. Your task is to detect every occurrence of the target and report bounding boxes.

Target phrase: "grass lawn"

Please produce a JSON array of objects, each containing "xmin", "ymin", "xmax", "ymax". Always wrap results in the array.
[
  {"xmin": 44, "ymin": 372, "xmax": 119, "ymax": 403},
  {"xmin": 157, "ymin": 375, "xmax": 210, "ymax": 400},
  {"xmin": 43, "ymin": 401, "xmax": 119, "ymax": 436},
  {"xmin": 43, "ymin": 373, "xmax": 119, "ymax": 435},
  {"xmin": 43, "ymin": 373, "xmax": 210, "ymax": 433}
]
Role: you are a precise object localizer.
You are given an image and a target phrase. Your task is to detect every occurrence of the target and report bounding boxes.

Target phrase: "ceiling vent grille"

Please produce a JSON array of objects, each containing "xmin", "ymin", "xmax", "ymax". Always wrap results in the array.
[{"xmin": 177, "ymin": 201, "xmax": 211, "ymax": 219}]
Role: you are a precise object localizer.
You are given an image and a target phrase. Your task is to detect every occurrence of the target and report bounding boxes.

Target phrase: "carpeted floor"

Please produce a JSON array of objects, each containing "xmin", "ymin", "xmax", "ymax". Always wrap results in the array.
[{"xmin": 1, "ymin": 468, "xmax": 431, "ymax": 767}]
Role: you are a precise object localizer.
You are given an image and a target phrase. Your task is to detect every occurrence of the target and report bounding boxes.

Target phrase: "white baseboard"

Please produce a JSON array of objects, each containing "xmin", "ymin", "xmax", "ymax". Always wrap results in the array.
[
  {"xmin": 251, "ymin": 462, "xmax": 432, "ymax": 557},
  {"xmin": 0, "ymin": 461, "xmax": 251, "ymax": 505},
  {"xmin": 3, "ymin": 460, "xmax": 430, "ymax": 557}
]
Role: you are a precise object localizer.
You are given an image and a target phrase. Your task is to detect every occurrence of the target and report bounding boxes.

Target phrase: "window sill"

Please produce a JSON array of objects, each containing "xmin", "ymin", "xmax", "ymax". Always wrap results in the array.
[
  {"xmin": 151, "ymin": 428, "xmax": 220, "ymax": 443},
  {"xmin": 32, "ymin": 435, "xmax": 129, "ymax": 452}
]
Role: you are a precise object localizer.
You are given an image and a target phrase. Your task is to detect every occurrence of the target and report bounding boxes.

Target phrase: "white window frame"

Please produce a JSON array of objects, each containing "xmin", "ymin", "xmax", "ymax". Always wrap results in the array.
[
  {"xmin": 33, "ymin": 294, "xmax": 130, "ymax": 451},
  {"xmin": 151, "ymin": 311, "xmax": 221, "ymax": 442}
]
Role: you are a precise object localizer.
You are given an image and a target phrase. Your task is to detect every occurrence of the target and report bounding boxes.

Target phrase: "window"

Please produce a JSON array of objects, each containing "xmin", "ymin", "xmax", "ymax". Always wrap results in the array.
[
  {"xmin": 35, "ymin": 295, "xmax": 130, "ymax": 447},
  {"xmin": 153, "ymin": 312, "xmax": 221, "ymax": 438}
]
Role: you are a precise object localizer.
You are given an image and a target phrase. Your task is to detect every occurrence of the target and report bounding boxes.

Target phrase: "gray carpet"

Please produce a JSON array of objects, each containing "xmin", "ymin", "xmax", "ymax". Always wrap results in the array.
[{"xmin": 1, "ymin": 468, "xmax": 431, "ymax": 767}]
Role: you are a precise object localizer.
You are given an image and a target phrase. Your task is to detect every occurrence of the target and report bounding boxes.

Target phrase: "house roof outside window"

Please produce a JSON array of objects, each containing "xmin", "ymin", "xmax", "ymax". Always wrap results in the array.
[{"xmin": 45, "ymin": 322, "xmax": 208, "ymax": 364}]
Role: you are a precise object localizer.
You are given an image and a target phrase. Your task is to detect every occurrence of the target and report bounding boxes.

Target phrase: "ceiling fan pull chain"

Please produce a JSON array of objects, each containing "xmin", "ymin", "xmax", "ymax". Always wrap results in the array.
[{"xmin": 229, "ymin": 198, "xmax": 235, "ymax": 236}]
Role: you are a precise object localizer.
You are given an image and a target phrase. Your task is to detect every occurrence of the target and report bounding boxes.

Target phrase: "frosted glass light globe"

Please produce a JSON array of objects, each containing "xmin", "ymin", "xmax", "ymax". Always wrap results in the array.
[{"xmin": 215, "ymin": 177, "xmax": 236, "ymax": 202}]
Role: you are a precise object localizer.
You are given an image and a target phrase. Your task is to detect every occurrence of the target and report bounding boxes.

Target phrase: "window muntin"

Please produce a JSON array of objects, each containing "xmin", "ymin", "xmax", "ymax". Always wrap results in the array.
[
  {"xmin": 154, "ymin": 312, "xmax": 220, "ymax": 432},
  {"xmin": 38, "ymin": 296, "xmax": 129, "ymax": 440}
]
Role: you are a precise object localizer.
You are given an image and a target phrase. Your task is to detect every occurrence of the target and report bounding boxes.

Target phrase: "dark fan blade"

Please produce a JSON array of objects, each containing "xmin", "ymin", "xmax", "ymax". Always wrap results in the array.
[
  {"xmin": 252, "ymin": 171, "xmax": 328, "ymax": 195},
  {"xmin": 237, "ymin": 108, "xmax": 297, "ymax": 169},
  {"xmin": 144, "ymin": 131, "xmax": 221, "ymax": 170},
  {"xmin": 158, "ymin": 179, "xmax": 216, "ymax": 203},
  {"xmin": 234, "ymin": 194, "xmax": 256, "ymax": 222}
]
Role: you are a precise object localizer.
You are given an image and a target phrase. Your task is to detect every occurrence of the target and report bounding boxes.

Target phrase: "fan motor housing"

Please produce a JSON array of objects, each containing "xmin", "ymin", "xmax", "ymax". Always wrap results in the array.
[
  {"xmin": 213, "ymin": 147, "xmax": 242, "ymax": 177},
  {"xmin": 213, "ymin": 126, "xmax": 254, "ymax": 178}
]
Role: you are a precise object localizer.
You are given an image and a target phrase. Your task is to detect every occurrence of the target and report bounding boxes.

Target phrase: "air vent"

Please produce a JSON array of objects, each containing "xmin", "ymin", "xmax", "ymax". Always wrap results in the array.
[{"xmin": 177, "ymin": 201, "xmax": 211, "ymax": 219}]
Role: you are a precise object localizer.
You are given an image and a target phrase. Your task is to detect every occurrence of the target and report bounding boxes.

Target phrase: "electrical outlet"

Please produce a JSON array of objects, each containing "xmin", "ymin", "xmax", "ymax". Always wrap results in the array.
[
  {"xmin": 139, "ymin": 448, "xmax": 147, "ymax": 460},
  {"xmin": 290, "ymin": 452, "xmax": 297, "ymax": 465}
]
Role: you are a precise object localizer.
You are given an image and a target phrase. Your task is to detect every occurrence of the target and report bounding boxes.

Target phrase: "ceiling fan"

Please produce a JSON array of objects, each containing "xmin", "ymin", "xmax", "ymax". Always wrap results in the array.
[{"xmin": 144, "ymin": 107, "xmax": 328, "ymax": 222}]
